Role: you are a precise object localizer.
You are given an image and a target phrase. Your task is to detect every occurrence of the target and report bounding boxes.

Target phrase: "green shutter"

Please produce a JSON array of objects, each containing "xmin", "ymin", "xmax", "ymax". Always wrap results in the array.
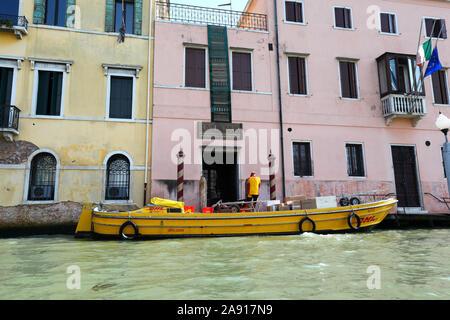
[
  {"xmin": 33, "ymin": 0, "xmax": 46, "ymax": 24},
  {"xmin": 134, "ymin": 0, "xmax": 143, "ymax": 35},
  {"xmin": 66, "ymin": 0, "xmax": 76, "ymax": 27},
  {"xmin": 207, "ymin": 25, "xmax": 232, "ymax": 123},
  {"xmin": 105, "ymin": 0, "xmax": 115, "ymax": 32}
]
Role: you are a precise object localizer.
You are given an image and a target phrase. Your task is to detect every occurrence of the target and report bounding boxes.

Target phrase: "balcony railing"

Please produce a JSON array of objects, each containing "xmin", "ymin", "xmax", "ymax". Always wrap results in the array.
[
  {"xmin": 0, "ymin": 105, "xmax": 20, "ymax": 140},
  {"xmin": 381, "ymin": 94, "xmax": 426, "ymax": 127},
  {"xmin": 156, "ymin": 1, "xmax": 268, "ymax": 31},
  {"xmin": 0, "ymin": 13, "xmax": 28, "ymax": 39}
]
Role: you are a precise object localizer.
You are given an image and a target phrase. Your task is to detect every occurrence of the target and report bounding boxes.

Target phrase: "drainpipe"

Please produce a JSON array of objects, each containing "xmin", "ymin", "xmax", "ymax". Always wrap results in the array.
[
  {"xmin": 144, "ymin": 0, "xmax": 154, "ymax": 206},
  {"xmin": 272, "ymin": 0, "xmax": 286, "ymax": 200}
]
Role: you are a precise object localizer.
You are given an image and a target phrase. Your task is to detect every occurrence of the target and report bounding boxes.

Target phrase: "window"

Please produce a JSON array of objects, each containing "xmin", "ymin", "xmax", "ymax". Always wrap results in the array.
[
  {"xmin": 115, "ymin": 0, "xmax": 134, "ymax": 34},
  {"xmin": 293, "ymin": 142, "xmax": 312, "ymax": 177},
  {"xmin": 432, "ymin": 69, "xmax": 449, "ymax": 105},
  {"xmin": 288, "ymin": 56, "xmax": 307, "ymax": 95},
  {"xmin": 376, "ymin": 53, "xmax": 424, "ymax": 97},
  {"xmin": 334, "ymin": 7, "xmax": 352, "ymax": 29},
  {"xmin": 105, "ymin": 154, "xmax": 130, "ymax": 201},
  {"xmin": 0, "ymin": 67, "xmax": 13, "ymax": 105},
  {"xmin": 346, "ymin": 144, "xmax": 365, "ymax": 177},
  {"xmin": 339, "ymin": 60, "xmax": 358, "ymax": 99},
  {"xmin": 28, "ymin": 152, "xmax": 57, "ymax": 201},
  {"xmin": 285, "ymin": 1, "xmax": 304, "ymax": 24},
  {"xmin": 109, "ymin": 76, "xmax": 133, "ymax": 119},
  {"xmin": 45, "ymin": 0, "xmax": 67, "ymax": 27},
  {"xmin": 425, "ymin": 18, "xmax": 447, "ymax": 39},
  {"xmin": 36, "ymin": 70, "xmax": 63, "ymax": 116},
  {"xmin": 232, "ymin": 51, "xmax": 252, "ymax": 91},
  {"xmin": 185, "ymin": 47, "xmax": 206, "ymax": 88},
  {"xmin": 380, "ymin": 12, "xmax": 397, "ymax": 34}
]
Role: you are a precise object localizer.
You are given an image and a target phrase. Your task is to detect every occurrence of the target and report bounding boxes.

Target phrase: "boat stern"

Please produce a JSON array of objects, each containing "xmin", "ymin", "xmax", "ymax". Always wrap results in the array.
[{"xmin": 74, "ymin": 203, "xmax": 96, "ymax": 238}]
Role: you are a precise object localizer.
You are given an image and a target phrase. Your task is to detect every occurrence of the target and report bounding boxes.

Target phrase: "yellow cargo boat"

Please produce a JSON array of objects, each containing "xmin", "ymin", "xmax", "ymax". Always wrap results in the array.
[{"xmin": 75, "ymin": 197, "xmax": 397, "ymax": 240}]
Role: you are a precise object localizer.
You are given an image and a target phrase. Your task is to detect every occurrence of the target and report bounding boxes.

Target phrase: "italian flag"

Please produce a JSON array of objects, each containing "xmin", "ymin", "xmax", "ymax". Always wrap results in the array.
[{"xmin": 417, "ymin": 39, "xmax": 432, "ymax": 66}]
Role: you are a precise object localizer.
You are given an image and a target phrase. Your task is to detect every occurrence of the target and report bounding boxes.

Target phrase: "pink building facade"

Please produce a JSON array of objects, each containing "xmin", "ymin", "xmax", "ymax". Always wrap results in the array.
[{"xmin": 151, "ymin": 0, "xmax": 450, "ymax": 213}]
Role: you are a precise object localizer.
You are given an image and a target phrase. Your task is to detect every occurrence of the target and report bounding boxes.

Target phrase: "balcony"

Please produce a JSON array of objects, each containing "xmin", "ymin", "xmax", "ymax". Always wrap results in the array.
[
  {"xmin": 376, "ymin": 52, "xmax": 426, "ymax": 126},
  {"xmin": 381, "ymin": 94, "xmax": 426, "ymax": 126},
  {"xmin": 0, "ymin": 105, "xmax": 20, "ymax": 141},
  {"xmin": 0, "ymin": 14, "xmax": 28, "ymax": 39},
  {"xmin": 155, "ymin": 1, "xmax": 268, "ymax": 31}
]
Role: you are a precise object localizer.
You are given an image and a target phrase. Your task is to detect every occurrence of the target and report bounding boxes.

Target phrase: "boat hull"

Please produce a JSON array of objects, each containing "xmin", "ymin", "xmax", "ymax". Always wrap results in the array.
[{"xmin": 77, "ymin": 198, "xmax": 398, "ymax": 240}]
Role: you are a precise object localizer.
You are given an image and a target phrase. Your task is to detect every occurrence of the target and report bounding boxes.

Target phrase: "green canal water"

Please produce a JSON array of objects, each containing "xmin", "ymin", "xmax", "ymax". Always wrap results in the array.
[{"xmin": 0, "ymin": 229, "xmax": 449, "ymax": 300}]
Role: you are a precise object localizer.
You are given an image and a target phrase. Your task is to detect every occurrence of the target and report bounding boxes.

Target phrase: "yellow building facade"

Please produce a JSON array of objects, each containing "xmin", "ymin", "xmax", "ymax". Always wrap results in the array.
[{"xmin": 0, "ymin": 0, "xmax": 156, "ymax": 208}]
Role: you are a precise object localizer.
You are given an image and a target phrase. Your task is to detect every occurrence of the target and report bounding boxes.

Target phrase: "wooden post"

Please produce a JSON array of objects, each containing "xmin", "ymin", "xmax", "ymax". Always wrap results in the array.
[
  {"xmin": 268, "ymin": 151, "xmax": 276, "ymax": 200},
  {"xmin": 176, "ymin": 149, "xmax": 185, "ymax": 202}
]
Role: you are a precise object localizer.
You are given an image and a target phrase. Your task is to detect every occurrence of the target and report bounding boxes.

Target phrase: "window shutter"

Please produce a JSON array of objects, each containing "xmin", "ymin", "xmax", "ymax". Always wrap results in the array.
[
  {"xmin": 285, "ymin": 2, "xmax": 295, "ymax": 22},
  {"xmin": 66, "ymin": 0, "xmax": 76, "ymax": 27},
  {"xmin": 335, "ymin": 7, "xmax": 344, "ymax": 28},
  {"xmin": 185, "ymin": 48, "xmax": 206, "ymax": 88},
  {"xmin": 288, "ymin": 57, "xmax": 299, "ymax": 94},
  {"xmin": 340, "ymin": 61, "xmax": 350, "ymax": 98},
  {"xmin": 344, "ymin": 8, "xmax": 352, "ymax": 28},
  {"xmin": 440, "ymin": 19, "xmax": 447, "ymax": 39},
  {"xmin": 233, "ymin": 52, "xmax": 252, "ymax": 91},
  {"xmin": 295, "ymin": 3, "xmax": 303, "ymax": 23},
  {"xmin": 105, "ymin": 0, "xmax": 115, "ymax": 32},
  {"xmin": 110, "ymin": 76, "xmax": 133, "ymax": 119},
  {"xmin": 432, "ymin": 72, "xmax": 443, "ymax": 104},
  {"xmin": 425, "ymin": 18, "xmax": 434, "ymax": 37},
  {"xmin": 0, "ymin": 68, "xmax": 13, "ymax": 105},
  {"xmin": 134, "ymin": 0, "xmax": 143, "ymax": 35},
  {"xmin": 348, "ymin": 62, "xmax": 357, "ymax": 98},
  {"xmin": 298, "ymin": 57, "xmax": 306, "ymax": 94},
  {"xmin": 380, "ymin": 13, "xmax": 389, "ymax": 33},
  {"xmin": 33, "ymin": 0, "xmax": 47, "ymax": 24},
  {"xmin": 440, "ymin": 70, "xmax": 449, "ymax": 104}
]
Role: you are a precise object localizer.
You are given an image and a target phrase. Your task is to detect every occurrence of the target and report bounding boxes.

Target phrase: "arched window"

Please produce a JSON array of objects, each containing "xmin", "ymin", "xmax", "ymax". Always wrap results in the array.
[
  {"xmin": 28, "ymin": 152, "xmax": 57, "ymax": 201},
  {"xmin": 105, "ymin": 154, "xmax": 130, "ymax": 200}
]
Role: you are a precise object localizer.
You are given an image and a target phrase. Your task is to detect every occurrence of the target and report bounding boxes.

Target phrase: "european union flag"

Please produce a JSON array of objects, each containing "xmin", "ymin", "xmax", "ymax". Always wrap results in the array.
[{"xmin": 424, "ymin": 47, "xmax": 443, "ymax": 77}]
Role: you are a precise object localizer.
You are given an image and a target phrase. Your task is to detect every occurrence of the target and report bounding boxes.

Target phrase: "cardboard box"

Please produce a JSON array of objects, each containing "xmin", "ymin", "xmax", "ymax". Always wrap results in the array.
[
  {"xmin": 278, "ymin": 205, "xmax": 291, "ymax": 211},
  {"xmin": 284, "ymin": 195, "xmax": 307, "ymax": 203},
  {"xmin": 266, "ymin": 205, "xmax": 276, "ymax": 212},
  {"xmin": 301, "ymin": 199, "xmax": 317, "ymax": 209},
  {"xmin": 315, "ymin": 196, "xmax": 337, "ymax": 209},
  {"xmin": 301, "ymin": 196, "xmax": 338, "ymax": 209}
]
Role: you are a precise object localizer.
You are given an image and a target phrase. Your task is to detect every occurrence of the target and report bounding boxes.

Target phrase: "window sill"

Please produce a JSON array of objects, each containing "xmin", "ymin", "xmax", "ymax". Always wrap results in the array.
[
  {"xmin": 30, "ymin": 114, "xmax": 63, "ymax": 119},
  {"xmin": 348, "ymin": 175, "xmax": 367, "ymax": 179},
  {"xmin": 293, "ymin": 175, "xmax": 314, "ymax": 178},
  {"xmin": 433, "ymin": 103, "xmax": 450, "ymax": 107},
  {"xmin": 283, "ymin": 21, "xmax": 307, "ymax": 26},
  {"xmin": 288, "ymin": 93, "xmax": 310, "ymax": 97},
  {"xmin": 23, "ymin": 200, "xmax": 57, "ymax": 205},
  {"xmin": 379, "ymin": 31, "xmax": 399, "ymax": 36},
  {"xmin": 333, "ymin": 26, "xmax": 355, "ymax": 31},
  {"xmin": 183, "ymin": 86, "xmax": 209, "ymax": 91},
  {"xmin": 340, "ymin": 97, "xmax": 360, "ymax": 101},
  {"xmin": 103, "ymin": 200, "xmax": 133, "ymax": 204}
]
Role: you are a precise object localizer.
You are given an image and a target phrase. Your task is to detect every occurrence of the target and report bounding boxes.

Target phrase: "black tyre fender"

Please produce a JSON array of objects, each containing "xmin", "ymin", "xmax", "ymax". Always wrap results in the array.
[
  {"xmin": 299, "ymin": 216, "xmax": 316, "ymax": 233},
  {"xmin": 349, "ymin": 197, "xmax": 360, "ymax": 205},
  {"xmin": 119, "ymin": 221, "xmax": 139, "ymax": 240},
  {"xmin": 347, "ymin": 212, "xmax": 361, "ymax": 230},
  {"xmin": 230, "ymin": 205, "xmax": 240, "ymax": 213},
  {"xmin": 339, "ymin": 197, "xmax": 349, "ymax": 206}
]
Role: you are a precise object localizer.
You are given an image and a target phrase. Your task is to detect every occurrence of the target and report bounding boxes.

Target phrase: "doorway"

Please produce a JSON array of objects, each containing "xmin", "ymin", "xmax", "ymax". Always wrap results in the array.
[
  {"xmin": 391, "ymin": 146, "xmax": 421, "ymax": 207},
  {"xmin": 202, "ymin": 147, "xmax": 239, "ymax": 206}
]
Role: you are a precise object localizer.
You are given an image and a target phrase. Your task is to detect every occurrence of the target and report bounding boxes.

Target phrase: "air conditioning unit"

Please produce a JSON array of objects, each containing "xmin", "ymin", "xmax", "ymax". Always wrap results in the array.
[
  {"xmin": 106, "ymin": 186, "xmax": 129, "ymax": 200},
  {"xmin": 29, "ymin": 185, "xmax": 54, "ymax": 201}
]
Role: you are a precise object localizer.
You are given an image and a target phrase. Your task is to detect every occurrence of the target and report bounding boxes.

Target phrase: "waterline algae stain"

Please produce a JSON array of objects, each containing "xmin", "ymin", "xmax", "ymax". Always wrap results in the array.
[{"xmin": 0, "ymin": 229, "xmax": 449, "ymax": 300}]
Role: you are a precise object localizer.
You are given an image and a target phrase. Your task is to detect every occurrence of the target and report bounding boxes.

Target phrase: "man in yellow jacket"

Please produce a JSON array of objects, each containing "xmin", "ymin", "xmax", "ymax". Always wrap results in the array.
[{"xmin": 247, "ymin": 171, "xmax": 261, "ymax": 202}]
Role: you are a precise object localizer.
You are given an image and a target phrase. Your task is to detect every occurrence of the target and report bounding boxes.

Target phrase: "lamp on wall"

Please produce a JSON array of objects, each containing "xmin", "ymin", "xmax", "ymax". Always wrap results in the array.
[{"xmin": 435, "ymin": 112, "xmax": 450, "ymax": 194}]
